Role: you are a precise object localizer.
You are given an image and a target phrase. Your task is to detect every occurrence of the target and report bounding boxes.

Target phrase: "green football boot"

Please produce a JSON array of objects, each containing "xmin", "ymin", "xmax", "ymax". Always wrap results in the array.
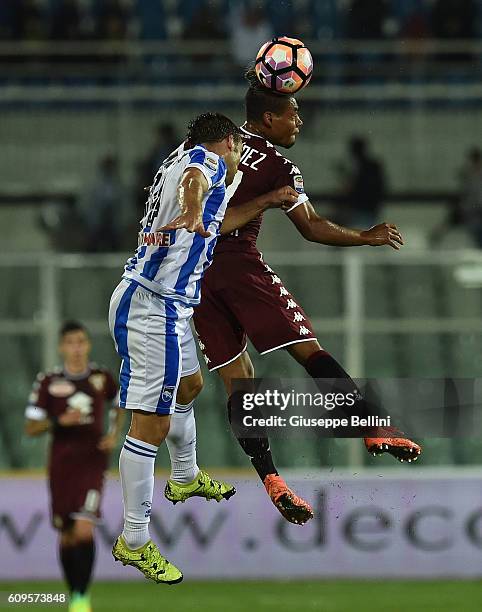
[
  {"xmin": 68, "ymin": 593, "xmax": 91, "ymax": 612},
  {"xmin": 164, "ymin": 469, "xmax": 236, "ymax": 504},
  {"xmin": 112, "ymin": 536, "xmax": 183, "ymax": 585}
]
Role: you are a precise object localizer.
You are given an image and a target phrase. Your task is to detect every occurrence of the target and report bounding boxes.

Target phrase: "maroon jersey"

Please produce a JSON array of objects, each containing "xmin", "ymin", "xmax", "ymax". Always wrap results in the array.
[
  {"xmin": 194, "ymin": 126, "xmax": 316, "ymax": 370},
  {"xmin": 215, "ymin": 125, "xmax": 309, "ymax": 253},
  {"xmin": 25, "ymin": 365, "xmax": 118, "ymax": 461}
]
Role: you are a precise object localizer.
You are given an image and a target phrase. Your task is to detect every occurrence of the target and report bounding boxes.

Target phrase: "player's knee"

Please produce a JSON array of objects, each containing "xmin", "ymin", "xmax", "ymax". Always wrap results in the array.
[
  {"xmin": 129, "ymin": 411, "xmax": 170, "ymax": 446},
  {"xmin": 219, "ymin": 353, "xmax": 255, "ymax": 394},
  {"xmin": 72, "ymin": 519, "xmax": 94, "ymax": 544},
  {"xmin": 60, "ymin": 528, "xmax": 75, "ymax": 547},
  {"xmin": 189, "ymin": 372, "xmax": 204, "ymax": 400}
]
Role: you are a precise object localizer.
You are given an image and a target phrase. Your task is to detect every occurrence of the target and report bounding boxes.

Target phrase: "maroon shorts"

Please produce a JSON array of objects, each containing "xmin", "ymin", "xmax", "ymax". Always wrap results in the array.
[
  {"xmin": 193, "ymin": 250, "xmax": 316, "ymax": 370},
  {"xmin": 49, "ymin": 447, "xmax": 107, "ymax": 531}
]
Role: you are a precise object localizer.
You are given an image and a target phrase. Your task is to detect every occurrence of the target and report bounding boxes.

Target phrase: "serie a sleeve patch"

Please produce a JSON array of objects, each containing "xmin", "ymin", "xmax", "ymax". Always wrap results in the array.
[
  {"xmin": 293, "ymin": 175, "xmax": 305, "ymax": 193},
  {"xmin": 204, "ymin": 155, "xmax": 219, "ymax": 172}
]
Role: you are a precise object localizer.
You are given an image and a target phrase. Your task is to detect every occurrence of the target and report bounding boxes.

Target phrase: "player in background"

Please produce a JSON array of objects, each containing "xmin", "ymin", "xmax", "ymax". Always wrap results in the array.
[
  {"xmin": 24, "ymin": 321, "xmax": 123, "ymax": 612},
  {"xmin": 108, "ymin": 112, "xmax": 298, "ymax": 584},
  {"xmin": 193, "ymin": 69, "xmax": 422, "ymax": 525}
]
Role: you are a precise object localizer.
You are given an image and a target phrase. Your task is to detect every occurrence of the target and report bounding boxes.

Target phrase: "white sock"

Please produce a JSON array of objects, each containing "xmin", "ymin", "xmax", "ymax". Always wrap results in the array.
[
  {"xmin": 165, "ymin": 402, "xmax": 199, "ymax": 484},
  {"xmin": 119, "ymin": 435, "xmax": 158, "ymax": 550}
]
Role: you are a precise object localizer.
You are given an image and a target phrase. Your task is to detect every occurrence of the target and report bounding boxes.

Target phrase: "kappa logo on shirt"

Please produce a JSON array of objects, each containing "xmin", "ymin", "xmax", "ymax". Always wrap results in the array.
[
  {"xmin": 204, "ymin": 156, "xmax": 218, "ymax": 172},
  {"xmin": 293, "ymin": 175, "xmax": 304, "ymax": 193}
]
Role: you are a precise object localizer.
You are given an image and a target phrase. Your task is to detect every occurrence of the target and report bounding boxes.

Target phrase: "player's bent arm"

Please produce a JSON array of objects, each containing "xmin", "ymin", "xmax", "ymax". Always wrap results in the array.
[
  {"xmin": 160, "ymin": 168, "xmax": 210, "ymax": 236},
  {"xmin": 287, "ymin": 201, "xmax": 404, "ymax": 249},
  {"xmin": 178, "ymin": 168, "xmax": 209, "ymax": 215},
  {"xmin": 220, "ymin": 186, "xmax": 299, "ymax": 235}
]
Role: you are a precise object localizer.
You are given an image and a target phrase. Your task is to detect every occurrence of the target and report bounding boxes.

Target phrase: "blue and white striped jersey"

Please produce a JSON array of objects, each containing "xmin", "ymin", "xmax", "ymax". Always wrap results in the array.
[{"xmin": 123, "ymin": 143, "xmax": 227, "ymax": 305}]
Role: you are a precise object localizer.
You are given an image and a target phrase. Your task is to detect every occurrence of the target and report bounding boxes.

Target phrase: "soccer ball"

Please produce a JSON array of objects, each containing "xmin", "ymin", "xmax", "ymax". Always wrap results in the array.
[{"xmin": 255, "ymin": 36, "xmax": 313, "ymax": 95}]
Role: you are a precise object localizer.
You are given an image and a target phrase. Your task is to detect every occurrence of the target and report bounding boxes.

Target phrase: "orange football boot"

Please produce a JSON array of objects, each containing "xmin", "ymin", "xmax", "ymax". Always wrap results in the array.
[
  {"xmin": 263, "ymin": 474, "xmax": 313, "ymax": 525},
  {"xmin": 365, "ymin": 427, "xmax": 422, "ymax": 463}
]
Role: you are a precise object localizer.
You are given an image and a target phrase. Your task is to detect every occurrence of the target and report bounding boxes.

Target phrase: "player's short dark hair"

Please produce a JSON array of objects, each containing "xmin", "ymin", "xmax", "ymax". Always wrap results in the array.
[
  {"xmin": 59, "ymin": 320, "xmax": 88, "ymax": 338},
  {"xmin": 187, "ymin": 112, "xmax": 243, "ymax": 146},
  {"xmin": 244, "ymin": 66, "xmax": 294, "ymax": 122}
]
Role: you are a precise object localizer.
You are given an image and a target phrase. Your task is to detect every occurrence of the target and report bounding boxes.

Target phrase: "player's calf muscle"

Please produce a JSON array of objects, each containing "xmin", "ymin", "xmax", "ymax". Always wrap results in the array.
[
  {"xmin": 286, "ymin": 339, "xmax": 322, "ymax": 366},
  {"xmin": 176, "ymin": 371, "xmax": 203, "ymax": 405}
]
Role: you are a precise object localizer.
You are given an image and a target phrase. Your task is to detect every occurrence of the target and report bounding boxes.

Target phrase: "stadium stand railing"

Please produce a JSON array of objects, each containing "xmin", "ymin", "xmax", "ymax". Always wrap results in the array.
[{"xmin": 2, "ymin": 250, "xmax": 481, "ymax": 470}]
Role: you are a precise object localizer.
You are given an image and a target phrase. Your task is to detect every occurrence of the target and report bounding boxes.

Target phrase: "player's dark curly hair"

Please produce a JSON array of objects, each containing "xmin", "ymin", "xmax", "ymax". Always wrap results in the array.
[
  {"xmin": 187, "ymin": 112, "xmax": 243, "ymax": 146},
  {"xmin": 244, "ymin": 66, "xmax": 293, "ymax": 122},
  {"xmin": 60, "ymin": 320, "xmax": 88, "ymax": 338}
]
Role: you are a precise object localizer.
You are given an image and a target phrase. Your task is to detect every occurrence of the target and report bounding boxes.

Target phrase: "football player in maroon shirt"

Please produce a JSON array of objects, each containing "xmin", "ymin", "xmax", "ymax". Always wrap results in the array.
[
  {"xmin": 25, "ymin": 321, "xmax": 123, "ymax": 612},
  {"xmin": 193, "ymin": 69, "xmax": 421, "ymax": 525}
]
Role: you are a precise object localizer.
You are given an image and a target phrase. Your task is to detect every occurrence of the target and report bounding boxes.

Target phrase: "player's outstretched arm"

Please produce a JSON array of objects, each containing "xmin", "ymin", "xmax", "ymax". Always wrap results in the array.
[
  {"xmin": 220, "ymin": 185, "xmax": 298, "ymax": 235},
  {"xmin": 160, "ymin": 168, "xmax": 211, "ymax": 237},
  {"xmin": 287, "ymin": 201, "xmax": 404, "ymax": 249}
]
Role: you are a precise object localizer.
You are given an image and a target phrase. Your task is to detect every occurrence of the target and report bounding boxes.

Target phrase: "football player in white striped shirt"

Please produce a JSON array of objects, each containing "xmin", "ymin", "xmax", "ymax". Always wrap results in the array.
[{"xmin": 109, "ymin": 112, "xmax": 298, "ymax": 583}]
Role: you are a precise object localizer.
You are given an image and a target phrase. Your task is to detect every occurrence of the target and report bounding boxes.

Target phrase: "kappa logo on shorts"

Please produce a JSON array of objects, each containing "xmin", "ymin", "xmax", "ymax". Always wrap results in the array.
[
  {"xmin": 161, "ymin": 385, "xmax": 176, "ymax": 403},
  {"xmin": 293, "ymin": 175, "xmax": 304, "ymax": 193}
]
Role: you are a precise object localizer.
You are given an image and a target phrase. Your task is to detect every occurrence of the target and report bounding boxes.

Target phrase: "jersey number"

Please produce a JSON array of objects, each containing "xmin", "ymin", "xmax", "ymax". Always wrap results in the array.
[{"xmin": 144, "ymin": 151, "xmax": 177, "ymax": 229}]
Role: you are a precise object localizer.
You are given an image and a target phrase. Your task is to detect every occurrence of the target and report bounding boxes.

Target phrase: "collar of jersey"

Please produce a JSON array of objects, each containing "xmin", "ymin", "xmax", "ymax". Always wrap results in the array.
[
  {"xmin": 62, "ymin": 366, "xmax": 92, "ymax": 380},
  {"xmin": 240, "ymin": 124, "xmax": 265, "ymax": 140}
]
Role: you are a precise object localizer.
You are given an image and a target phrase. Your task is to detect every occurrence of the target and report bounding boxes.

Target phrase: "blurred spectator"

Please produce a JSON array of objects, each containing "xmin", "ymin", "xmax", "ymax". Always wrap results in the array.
[
  {"xmin": 11, "ymin": 0, "xmax": 48, "ymax": 41},
  {"xmin": 135, "ymin": 123, "xmax": 180, "ymax": 218},
  {"xmin": 432, "ymin": 0, "xmax": 476, "ymax": 39},
  {"xmin": 183, "ymin": 2, "xmax": 226, "ymax": 43},
  {"xmin": 429, "ymin": 147, "xmax": 482, "ymax": 248},
  {"xmin": 182, "ymin": 1, "xmax": 226, "ymax": 65},
  {"xmin": 0, "ymin": 1, "xmax": 14, "ymax": 39},
  {"xmin": 344, "ymin": 0, "xmax": 390, "ymax": 84},
  {"xmin": 432, "ymin": 0, "xmax": 477, "ymax": 63},
  {"xmin": 336, "ymin": 136, "xmax": 387, "ymax": 228},
  {"xmin": 400, "ymin": 8, "xmax": 431, "ymax": 40},
  {"xmin": 78, "ymin": 155, "xmax": 127, "ymax": 252},
  {"xmin": 51, "ymin": 0, "xmax": 84, "ymax": 41},
  {"xmin": 96, "ymin": 0, "xmax": 129, "ymax": 41},
  {"xmin": 346, "ymin": 0, "xmax": 389, "ymax": 39},
  {"xmin": 399, "ymin": 7, "xmax": 431, "ymax": 78},
  {"xmin": 230, "ymin": 6, "xmax": 274, "ymax": 68},
  {"xmin": 459, "ymin": 147, "xmax": 482, "ymax": 247},
  {"xmin": 147, "ymin": 123, "xmax": 180, "ymax": 176}
]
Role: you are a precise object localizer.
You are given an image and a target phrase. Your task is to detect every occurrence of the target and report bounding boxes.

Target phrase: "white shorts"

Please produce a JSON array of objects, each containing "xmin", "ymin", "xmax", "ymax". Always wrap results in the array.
[{"xmin": 108, "ymin": 278, "xmax": 200, "ymax": 415}]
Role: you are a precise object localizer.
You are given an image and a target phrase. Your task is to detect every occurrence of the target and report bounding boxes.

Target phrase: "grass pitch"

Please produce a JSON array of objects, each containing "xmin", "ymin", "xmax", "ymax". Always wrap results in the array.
[{"xmin": 1, "ymin": 580, "xmax": 481, "ymax": 611}]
